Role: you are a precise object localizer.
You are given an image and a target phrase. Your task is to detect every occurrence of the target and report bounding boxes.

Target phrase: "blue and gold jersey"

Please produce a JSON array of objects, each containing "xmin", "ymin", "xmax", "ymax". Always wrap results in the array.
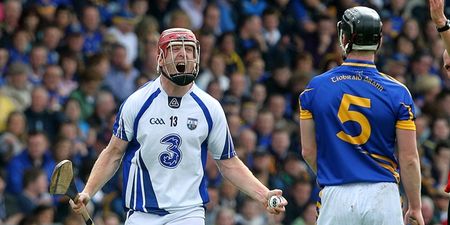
[{"xmin": 299, "ymin": 59, "xmax": 416, "ymax": 186}]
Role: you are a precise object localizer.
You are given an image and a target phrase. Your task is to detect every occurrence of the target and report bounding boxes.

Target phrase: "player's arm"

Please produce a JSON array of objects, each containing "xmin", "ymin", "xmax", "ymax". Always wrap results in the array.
[
  {"xmin": 396, "ymin": 128, "xmax": 424, "ymax": 225},
  {"xmin": 216, "ymin": 157, "xmax": 286, "ymax": 214},
  {"xmin": 71, "ymin": 136, "xmax": 128, "ymax": 213},
  {"xmin": 71, "ymin": 95, "xmax": 137, "ymax": 213},
  {"xmin": 208, "ymin": 99, "xmax": 286, "ymax": 214},
  {"xmin": 429, "ymin": 0, "xmax": 450, "ymax": 52},
  {"xmin": 300, "ymin": 118, "xmax": 317, "ymax": 173},
  {"xmin": 83, "ymin": 136, "xmax": 127, "ymax": 197}
]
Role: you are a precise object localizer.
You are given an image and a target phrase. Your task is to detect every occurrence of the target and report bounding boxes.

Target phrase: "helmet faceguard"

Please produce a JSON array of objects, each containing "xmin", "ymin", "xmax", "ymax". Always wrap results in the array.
[
  {"xmin": 157, "ymin": 28, "xmax": 200, "ymax": 86},
  {"xmin": 337, "ymin": 6, "xmax": 382, "ymax": 56}
]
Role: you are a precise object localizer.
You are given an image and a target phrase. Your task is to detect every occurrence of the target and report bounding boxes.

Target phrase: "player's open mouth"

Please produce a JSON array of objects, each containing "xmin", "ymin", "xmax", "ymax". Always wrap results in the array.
[{"xmin": 176, "ymin": 63, "xmax": 186, "ymax": 72}]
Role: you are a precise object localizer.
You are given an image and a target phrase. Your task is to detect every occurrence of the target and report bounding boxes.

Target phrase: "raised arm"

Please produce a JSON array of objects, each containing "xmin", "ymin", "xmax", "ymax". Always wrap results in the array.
[{"xmin": 430, "ymin": 0, "xmax": 450, "ymax": 53}]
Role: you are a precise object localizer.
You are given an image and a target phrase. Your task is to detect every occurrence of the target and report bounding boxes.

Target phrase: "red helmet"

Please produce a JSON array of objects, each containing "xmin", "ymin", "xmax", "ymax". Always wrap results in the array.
[{"xmin": 157, "ymin": 28, "xmax": 200, "ymax": 86}]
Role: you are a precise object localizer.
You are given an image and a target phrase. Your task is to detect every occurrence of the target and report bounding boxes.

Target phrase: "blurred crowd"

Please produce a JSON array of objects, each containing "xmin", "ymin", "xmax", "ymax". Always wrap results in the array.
[{"xmin": 0, "ymin": 0, "xmax": 448, "ymax": 225}]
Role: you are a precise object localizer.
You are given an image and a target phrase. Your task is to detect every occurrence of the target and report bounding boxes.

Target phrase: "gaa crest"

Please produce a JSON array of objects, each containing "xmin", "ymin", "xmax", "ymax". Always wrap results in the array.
[{"xmin": 187, "ymin": 118, "xmax": 198, "ymax": 130}]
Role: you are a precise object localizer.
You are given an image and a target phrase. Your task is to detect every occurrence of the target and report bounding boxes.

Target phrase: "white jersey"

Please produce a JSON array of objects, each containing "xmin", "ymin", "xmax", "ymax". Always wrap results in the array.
[{"xmin": 112, "ymin": 77, "xmax": 236, "ymax": 215}]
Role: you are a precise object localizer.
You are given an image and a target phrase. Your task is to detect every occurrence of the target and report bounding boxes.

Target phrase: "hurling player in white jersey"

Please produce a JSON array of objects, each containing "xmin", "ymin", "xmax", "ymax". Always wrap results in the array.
[{"xmin": 70, "ymin": 28, "xmax": 287, "ymax": 224}]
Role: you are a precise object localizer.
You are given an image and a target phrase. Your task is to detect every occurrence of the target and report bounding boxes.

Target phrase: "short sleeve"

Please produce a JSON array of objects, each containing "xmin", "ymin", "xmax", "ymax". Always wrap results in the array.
[
  {"xmin": 299, "ymin": 84, "xmax": 316, "ymax": 120},
  {"xmin": 395, "ymin": 88, "xmax": 416, "ymax": 131},
  {"xmin": 208, "ymin": 102, "xmax": 236, "ymax": 160},
  {"xmin": 112, "ymin": 99, "xmax": 138, "ymax": 141}
]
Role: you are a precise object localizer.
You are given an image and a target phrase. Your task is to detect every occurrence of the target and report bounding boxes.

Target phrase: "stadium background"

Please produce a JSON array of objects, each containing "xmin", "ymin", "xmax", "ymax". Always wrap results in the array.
[{"xmin": 0, "ymin": 0, "xmax": 448, "ymax": 225}]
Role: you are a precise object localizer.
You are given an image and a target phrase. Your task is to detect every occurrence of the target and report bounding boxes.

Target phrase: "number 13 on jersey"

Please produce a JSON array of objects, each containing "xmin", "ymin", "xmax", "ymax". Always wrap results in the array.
[{"xmin": 336, "ymin": 94, "xmax": 371, "ymax": 145}]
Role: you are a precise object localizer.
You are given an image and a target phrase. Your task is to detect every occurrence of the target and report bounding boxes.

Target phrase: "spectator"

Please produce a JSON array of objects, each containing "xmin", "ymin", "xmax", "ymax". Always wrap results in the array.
[
  {"xmin": 431, "ymin": 141, "xmax": 450, "ymax": 188},
  {"xmin": 62, "ymin": 98, "xmax": 89, "ymax": 140},
  {"xmin": 206, "ymin": 79, "xmax": 223, "ymax": 101},
  {"xmin": 42, "ymin": 64, "xmax": 64, "ymax": 111},
  {"xmin": 58, "ymin": 52, "xmax": 80, "ymax": 98},
  {"xmin": 245, "ymin": 57, "xmax": 267, "ymax": 85},
  {"xmin": 0, "ymin": 111, "xmax": 27, "ymax": 165},
  {"xmin": 135, "ymin": 31, "xmax": 159, "ymax": 79},
  {"xmin": 107, "ymin": 10, "xmax": 139, "ymax": 64},
  {"xmin": 254, "ymin": 110, "xmax": 275, "ymax": 150},
  {"xmin": 0, "ymin": 47, "xmax": 9, "ymax": 79},
  {"xmin": 240, "ymin": 100, "xmax": 258, "ymax": 128},
  {"xmin": 18, "ymin": 6, "xmax": 40, "ymax": 43},
  {"xmin": 103, "ymin": 43, "xmax": 139, "ymax": 102},
  {"xmin": 8, "ymin": 29, "xmax": 31, "ymax": 64},
  {"xmin": 262, "ymin": 7, "xmax": 282, "ymax": 48},
  {"xmin": 129, "ymin": 0, "xmax": 149, "ymax": 21},
  {"xmin": 237, "ymin": 14, "xmax": 267, "ymax": 54},
  {"xmin": 164, "ymin": 9, "xmax": 192, "ymax": 30},
  {"xmin": 54, "ymin": 5, "xmax": 75, "ymax": 31},
  {"xmin": 197, "ymin": 52, "xmax": 229, "ymax": 91},
  {"xmin": 17, "ymin": 169, "xmax": 52, "ymax": 215},
  {"xmin": 0, "ymin": 0, "xmax": 22, "ymax": 47},
  {"xmin": 291, "ymin": 202, "xmax": 316, "ymax": 225},
  {"xmin": 24, "ymin": 86, "xmax": 61, "ymax": 140},
  {"xmin": 178, "ymin": 0, "xmax": 207, "ymax": 31},
  {"xmin": 100, "ymin": 212, "xmax": 120, "ymax": 225},
  {"xmin": 217, "ymin": 32, "xmax": 245, "ymax": 75},
  {"xmin": 215, "ymin": 207, "xmax": 237, "ymax": 225},
  {"xmin": 250, "ymin": 83, "xmax": 267, "ymax": 110},
  {"xmin": 0, "ymin": 171, "xmax": 23, "ymax": 225},
  {"xmin": 28, "ymin": 45, "xmax": 49, "ymax": 85},
  {"xmin": 267, "ymin": 94, "xmax": 296, "ymax": 133},
  {"xmin": 69, "ymin": 69, "xmax": 102, "ymax": 120},
  {"xmin": 422, "ymin": 195, "xmax": 441, "ymax": 225},
  {"xmin": 6, "ymin": 131, "xmax": 55, "ymax": 195},
  {"xmin": 58, "ymin": 24, "xmax": 85, "ymax": 61},
  {"xmin": 0, "ymin": 62, "xmax": 33, "ymax": 111},
  {"xmin": 197, "ymin": 31, "xmax": 216, "ymax": 71},
  {"xmin": 0, "ymin": 91, "xmax": 15, "ymax": 132},
  {"xmin": 40, "ymin": 25, "xmax": 63, "ymax": 65},
  {"xmin": 283, "ymin": 180, "xmax": 313, "ymax": 225},
  {"xmin": 236, "ymin": 128, "xmax": 258, "ymax": 167},
  {"xmin": 219, "ymin": 179, "xmax": 239, "ymax": 210},
  {"xmin": 80, "ymin": 5, "xmax": 103, "ymax": 56},
  {"xmin": 51, "ymin": 137, "xmax": 73, "ymax": 164},
  {"xmin": 32, "ymin": 204, "xmax": 56, "ymax": 225},
  {"xmin": 205, "ymin": 186, "xmax": 220, "ymax": 225},
  {"xmin": 224, "ymin": 72, "xmax": 249, "ymax": 100},
  {"xmin": 87, "ymin": 90, "xmax": 116, "ymax": 132},
  {"xmin": 269, "ymin": 129, "xmax": 292, "ymax": 168},
  {"xmin": 235, "ymin": 197, "xmax": 266, "ymax": 225},
  {"xmin": 201, "ymin": 3, "xmax": 222, "ymax": 36}
]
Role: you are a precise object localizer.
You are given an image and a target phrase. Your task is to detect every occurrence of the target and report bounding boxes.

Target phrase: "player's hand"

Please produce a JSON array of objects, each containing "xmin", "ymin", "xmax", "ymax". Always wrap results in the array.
[
  {"xmin": 265, "ymin": 189, "xmax": 288, "ymax": 215},
  {"xmin": 404, "ymin": 208, "xmax": 424, "ymax": 225},
  {"xmin": 429, "ymin": 0, "xmax": 447, "ymax": 26},
  {"xmin": 69, "ymin": 192, "xmax": 91, "ymax": 214}
]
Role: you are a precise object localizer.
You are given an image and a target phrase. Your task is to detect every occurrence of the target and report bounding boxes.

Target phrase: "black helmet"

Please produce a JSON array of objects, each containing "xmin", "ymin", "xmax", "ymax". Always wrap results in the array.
[{"xmin": 337, "ymin": 6, "xmax": 382, "ymax": 54}]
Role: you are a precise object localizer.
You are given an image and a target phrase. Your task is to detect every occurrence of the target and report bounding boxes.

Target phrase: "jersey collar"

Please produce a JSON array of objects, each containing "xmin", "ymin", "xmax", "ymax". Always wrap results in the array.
[{"xmin": 342, "ymin": 59, "xmax": 376, "ymax": 68}]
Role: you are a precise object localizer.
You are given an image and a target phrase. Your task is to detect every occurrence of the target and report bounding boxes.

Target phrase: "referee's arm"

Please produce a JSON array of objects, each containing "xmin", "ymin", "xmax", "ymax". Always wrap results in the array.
[{"xmin": 430, "ymin": 0, "xmax": 450, "ymax": 56}]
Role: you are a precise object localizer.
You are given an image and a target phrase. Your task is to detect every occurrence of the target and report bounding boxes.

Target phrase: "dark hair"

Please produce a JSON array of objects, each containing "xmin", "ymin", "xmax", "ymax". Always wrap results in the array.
[
  {"xmin": 435, "ymin": 141, "xmax": 450, "ymax": 155},
  {"xmin": 22, "ymin": 168, "xmax": 45, "ymax": 188}
]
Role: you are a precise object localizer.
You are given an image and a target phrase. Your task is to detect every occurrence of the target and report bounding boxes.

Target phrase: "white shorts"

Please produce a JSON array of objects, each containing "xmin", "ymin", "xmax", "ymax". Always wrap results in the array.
[
  {"xmin": 125, "ymin": 207, "xmax": 205, "ymax": 225},
  {"xmin": 317, "ymin": 182, "xmax": 403, "ymax": 225}
]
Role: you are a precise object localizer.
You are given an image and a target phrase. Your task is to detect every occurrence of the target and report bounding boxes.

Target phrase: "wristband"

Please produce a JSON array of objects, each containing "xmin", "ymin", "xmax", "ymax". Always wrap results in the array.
[{"xmin": 437, "ymin": 19, "xmax": 450, "ymax": 33}]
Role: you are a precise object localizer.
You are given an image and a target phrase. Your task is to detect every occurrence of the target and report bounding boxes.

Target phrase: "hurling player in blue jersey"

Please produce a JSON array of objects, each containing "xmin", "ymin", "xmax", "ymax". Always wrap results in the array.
[
  {"xmin": 70, "ymin": 28, "xmax": 287, "ymax": 224},
  {"xmin": 299, "ymin": 6, "xmax": 424, "ymax": 225}
]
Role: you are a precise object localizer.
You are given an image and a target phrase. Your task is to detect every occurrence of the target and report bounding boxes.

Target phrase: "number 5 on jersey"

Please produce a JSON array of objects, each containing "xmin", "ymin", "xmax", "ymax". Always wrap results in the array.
[{"xmin": 336, "ymin": 94, "xmax": 371, "ymax": 145}]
